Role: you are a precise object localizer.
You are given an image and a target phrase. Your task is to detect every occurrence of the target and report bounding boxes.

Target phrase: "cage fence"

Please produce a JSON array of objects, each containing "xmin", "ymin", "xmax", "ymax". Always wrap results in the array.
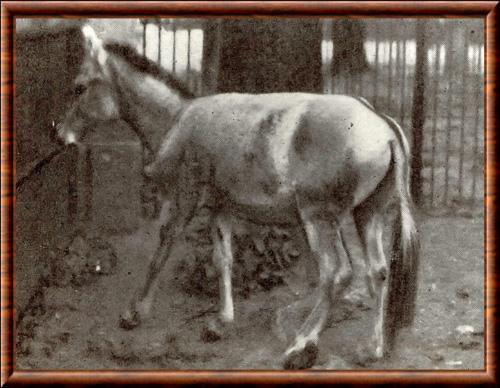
[{"xmin": 140, "ymin": 18, "xmax": 484, "ymax": 213}]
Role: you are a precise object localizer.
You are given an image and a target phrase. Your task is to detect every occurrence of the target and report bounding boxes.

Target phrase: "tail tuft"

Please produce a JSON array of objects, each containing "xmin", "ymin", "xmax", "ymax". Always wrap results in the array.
[{"xmin": 384, "ymin": 139, "xmax": 420, "ymax": 350}]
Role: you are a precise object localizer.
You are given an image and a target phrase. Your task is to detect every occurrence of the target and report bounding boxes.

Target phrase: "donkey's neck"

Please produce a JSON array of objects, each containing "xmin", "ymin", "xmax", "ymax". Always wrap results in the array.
[{"xmin": 111, "ymin": 57, "xmax": 189, "ymax": 156}]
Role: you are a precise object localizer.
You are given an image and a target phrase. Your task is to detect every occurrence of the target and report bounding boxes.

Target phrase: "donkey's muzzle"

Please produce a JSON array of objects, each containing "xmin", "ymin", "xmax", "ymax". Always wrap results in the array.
[{"xmin": 54, "ymin": 121, "xmax": 78, "ymax": 146}]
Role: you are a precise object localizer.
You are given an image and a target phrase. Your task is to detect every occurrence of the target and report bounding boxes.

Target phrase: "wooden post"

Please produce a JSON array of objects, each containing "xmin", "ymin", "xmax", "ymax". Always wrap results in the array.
[
  {"xmin": 201, "ymin": 20, "xmax": 222, "ymax": 95},
  {"xmin": 410, "ymin": 20, "xmax": 427, "ymax": 207}
]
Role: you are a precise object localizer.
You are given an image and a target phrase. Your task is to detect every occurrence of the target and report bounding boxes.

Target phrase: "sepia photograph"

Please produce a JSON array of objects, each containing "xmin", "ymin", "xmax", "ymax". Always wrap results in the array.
[{"xmin": 6, "ymin": 5, "xmax": 490, "ymax": 378}]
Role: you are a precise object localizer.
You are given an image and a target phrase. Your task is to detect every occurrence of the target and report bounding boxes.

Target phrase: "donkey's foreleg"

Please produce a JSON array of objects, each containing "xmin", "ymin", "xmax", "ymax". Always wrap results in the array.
[
  {"xmin": 202, "ymin": 213, "xmax": 234, "ymax": 342},
  {"xmin": 283, "ymin": 206, "xmax": 348, "ymax": 369},
  {"xmin": 119, "ymin": 202, "xmax": 183, "ymax": 330},
  {"xmin": 119, "ymin": 185, "xmax": 199, "ymax": 330}
]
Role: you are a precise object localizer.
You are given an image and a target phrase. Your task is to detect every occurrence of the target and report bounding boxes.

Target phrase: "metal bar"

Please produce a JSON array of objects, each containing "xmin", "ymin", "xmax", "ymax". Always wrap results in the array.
[
  {"xmin": 330, "ymin": 35, "xmax": 335, "ymax": 93},
  {"xmin": 172, "ymin": 24, "xmax": 177, "ymax": 74},
  {"xmin": 443, "ymin": 28, "xmax": 455, "ymax": 206},
  {"xmin": 395, "ymin": 38, "xmax": 401, "ymax": 106},
  {"xmin": 187, "ymin": 28, "xmax": 191, "ymax": 85},
  {"xmin": 429, "ymin": 44, "xmax": 442, "ymax": 207},
  {"xmin": 387, "ymin": 40, "xmax": 393, "ymax": 108},
  {"xmin": 141, "ymin": 20, "xmax": 149, "ymax": 209},
  {"xmin": 157, "ymin": 22, "xmax": 162, "ymax": 64},
  {"xmin": 470, "ymin": 44, "xmax": 483, "ymax": 205},
  {"xmin": 142, "ymin": 21, "xmax": 146, "ymax": 55},
  {"xmin": 410, "ymin": 20, "xmax": 428, "ymax": 207},
  {"xmin": 322, "ymin": 19, "xmax": 333, "ymax": 94},
  {"xmin": 373, "ymin": 35, "xmax": 380, "ymax": 106},
  {"xmin": 328, "ymin": 26, "xmax": 334, "ymax": 94},
  {"xmin": 458, "ymin": 29, "xmax": 470, "ymax": 199},
  {"xmin": 399, "ymin": 39, "xmax": 407, "ymax": 124}
]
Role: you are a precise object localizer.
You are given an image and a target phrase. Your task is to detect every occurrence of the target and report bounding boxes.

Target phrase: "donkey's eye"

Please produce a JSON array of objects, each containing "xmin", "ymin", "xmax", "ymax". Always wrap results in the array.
[{"xmin": 74, "ymin": 84, "xmax": 87, "ymax": 96}]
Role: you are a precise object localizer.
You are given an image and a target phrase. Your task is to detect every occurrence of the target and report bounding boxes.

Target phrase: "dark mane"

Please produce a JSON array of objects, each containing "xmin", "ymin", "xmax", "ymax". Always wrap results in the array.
[{"xmin": 104, "ymin": 42, "xmax": 195, "ymax": 99}]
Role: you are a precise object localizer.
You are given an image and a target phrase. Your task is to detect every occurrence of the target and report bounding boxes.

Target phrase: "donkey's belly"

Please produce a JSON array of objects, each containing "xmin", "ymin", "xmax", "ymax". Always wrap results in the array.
[
  {"xmin": 211, "ymin": 165, "xmax": 296, "ymax": 224},
  {"xmin": 222, "ymin": 194, "xmax": 298, "ymax": 225}
]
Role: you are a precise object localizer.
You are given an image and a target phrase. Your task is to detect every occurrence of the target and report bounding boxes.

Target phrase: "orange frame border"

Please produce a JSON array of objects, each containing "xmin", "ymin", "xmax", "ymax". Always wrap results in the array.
[{"xmin": 1, "ymin": 1, "xmax": 498, "ymax": 385}]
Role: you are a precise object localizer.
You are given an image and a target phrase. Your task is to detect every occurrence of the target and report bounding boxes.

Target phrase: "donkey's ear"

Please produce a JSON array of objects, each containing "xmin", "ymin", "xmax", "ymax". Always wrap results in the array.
[{"xmin": 81, "ymin": 25, "xmax": 107, "ymax": 65}]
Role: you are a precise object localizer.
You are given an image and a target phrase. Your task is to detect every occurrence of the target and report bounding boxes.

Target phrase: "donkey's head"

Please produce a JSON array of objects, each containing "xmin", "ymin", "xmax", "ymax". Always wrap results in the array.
[{"xmin": 57, "ymin": 25, "xmax": 121, "ymax": 145}]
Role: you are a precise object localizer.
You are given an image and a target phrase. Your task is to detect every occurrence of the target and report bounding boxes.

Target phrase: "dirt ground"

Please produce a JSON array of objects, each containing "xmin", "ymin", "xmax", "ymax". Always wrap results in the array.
[{"xmin": 16, "ymin": 212, "xmax": 484, "ymax": 370}]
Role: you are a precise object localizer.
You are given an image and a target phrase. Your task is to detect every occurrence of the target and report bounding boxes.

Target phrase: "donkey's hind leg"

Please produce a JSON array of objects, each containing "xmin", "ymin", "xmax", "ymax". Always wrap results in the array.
[
  {"xmin": 283, "ymin": 203, "xmax": 351, "ymax": 369},
  {"xmin": 119, "ymin": 183, "xmax": 199, "ymax": 330},
  {"xmin": 353, "ymin": 200, "xmax": 390, "ymax": 359},
  {"xmin": 202, "ymin": 213, "xmax": 234, "ymax": 342}
]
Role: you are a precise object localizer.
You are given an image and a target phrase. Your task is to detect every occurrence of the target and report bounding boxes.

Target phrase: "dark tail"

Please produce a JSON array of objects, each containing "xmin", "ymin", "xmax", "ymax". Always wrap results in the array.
[{"xmin": 383, "ymin": 116, "xmax": 420, "ymax": 350}]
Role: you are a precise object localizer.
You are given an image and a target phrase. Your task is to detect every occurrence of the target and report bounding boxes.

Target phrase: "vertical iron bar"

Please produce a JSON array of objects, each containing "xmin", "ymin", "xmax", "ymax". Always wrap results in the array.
[
  {"xmin": 410, "ymin": 20, "xmax": 428, "ymax": 207},
  {"xmin": 430, "ymin": 44, "xmax": 442, "ymax": 208},
  {"xmin": 356, "ymin": 72, "xmax": 361, "ymax": 97},
  {"xmin": 470, "ymin": 44, "xmax": 482, "ymax": 205},
  {"xmin": 187, "ymin": 28, "xmax": 191, "ymax": 85},
  {"xmin": 387, "ymin": 40, "xmax": 393, "ymax": 109},
  {"xmin": 157, "ymin": 21, "xmax": 162, "ymax": 64},
  {"xmin": 172, "ymin": 23, "xmax": 177, "ymax": 74},
  {"xmin": 141, "ymin": 20, "xmax": 148, "ymax": 210},
  {"xmin": 399, "ymin": 39, "xmax": 407, "ymax": 125},
  {"xmin": 373, "ymin": 35, "xmax": 380, "ymax": 105},
  {"xmin": 323, "ymin": 19, "xmax": 334, "ymax": 94},
  {"xmin": 443, "ymin": 28, "xmax": 455, "ymax": 206},
  {"xmin": 458, "ymin": 29, "xmax": 470, "ymax": 199},
  {"xmin": 142, "ymin": 21, "xmax": 146, "ymax": 56},
  {"xmin": 395, "ymin": 39, "xmax": 401, "ymax": 110},
  {"xmin": 322, "ymin": 19, "xmax": 333, "ymax": 94},
  {"xmin": 329, "ymin": 35, "xmax": 334, "ymax": 93}
]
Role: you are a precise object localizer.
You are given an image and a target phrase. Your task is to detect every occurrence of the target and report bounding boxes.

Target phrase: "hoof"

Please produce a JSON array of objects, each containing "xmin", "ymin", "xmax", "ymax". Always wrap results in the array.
[
  {"xmin": 283, "ymin": 341, "xmax": 319, "ymax": 370},
  {"xmin": 119, "ymin": 309, "xmax": 141, "ymax": 330},
  {"xmin": 353, "ymin": 342, "xmax": 381, "ymax": 366},
  {"xmin": 200, "ymin": 317, "xmax": 229, "ymax": 343}
]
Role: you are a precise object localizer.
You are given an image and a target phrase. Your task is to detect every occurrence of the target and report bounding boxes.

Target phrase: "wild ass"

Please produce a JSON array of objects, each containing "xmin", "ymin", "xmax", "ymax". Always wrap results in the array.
[{"xmin": 57, "ymin": 26, "xmax": 419, "ymax": 369}]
